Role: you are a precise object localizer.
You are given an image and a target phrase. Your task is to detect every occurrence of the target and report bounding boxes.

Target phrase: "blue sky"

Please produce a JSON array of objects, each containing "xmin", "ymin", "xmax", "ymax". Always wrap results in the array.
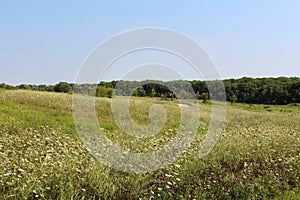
[{"xmin": 0, "ymin": 0, "xmax": 300, "ymax": 85}]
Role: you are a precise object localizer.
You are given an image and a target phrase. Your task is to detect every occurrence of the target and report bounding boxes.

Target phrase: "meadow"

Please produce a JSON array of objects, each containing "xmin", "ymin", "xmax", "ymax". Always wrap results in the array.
[{"xmin": 0, "ymin": 89, "xmax": 300, "ymax": 199}]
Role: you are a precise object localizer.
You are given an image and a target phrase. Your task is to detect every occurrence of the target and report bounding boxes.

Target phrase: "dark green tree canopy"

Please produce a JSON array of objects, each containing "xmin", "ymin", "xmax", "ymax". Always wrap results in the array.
[{"xmin": 3, "ymin": 76, "xmax": 299, "ymax": 105}]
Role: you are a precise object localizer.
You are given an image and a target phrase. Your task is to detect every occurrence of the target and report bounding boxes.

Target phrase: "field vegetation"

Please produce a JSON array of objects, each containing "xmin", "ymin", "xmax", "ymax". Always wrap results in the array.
[{"xmin": 1, "ymin": 90, "xmax": 300, "ymax": 199}]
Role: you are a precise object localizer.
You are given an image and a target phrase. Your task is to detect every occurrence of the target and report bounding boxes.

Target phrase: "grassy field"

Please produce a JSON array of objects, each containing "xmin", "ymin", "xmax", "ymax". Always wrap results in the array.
[{"xmin": 0, "ymin": 89, "xmax": 300, "ymax": 199}]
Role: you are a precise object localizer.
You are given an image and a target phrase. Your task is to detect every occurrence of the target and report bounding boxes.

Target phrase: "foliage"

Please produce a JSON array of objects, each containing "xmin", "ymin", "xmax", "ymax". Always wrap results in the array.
[
  {"xmin": 54, "ymin": 82, "xmax": 73, "ymax": 93},
  {"xmin": 3, "ymin": 76, "xmax": 300, "ymax": 105},
  {"xmin": 229, "ymin": 94, "xmax": 238, "ymax": 105},
  {"xmin": 199, "ymin": 92, "xmax": 209, "ymax": 104},
  {"xmin": 96, "ymin": 86, "xmax": 113, "ymax": 98}
]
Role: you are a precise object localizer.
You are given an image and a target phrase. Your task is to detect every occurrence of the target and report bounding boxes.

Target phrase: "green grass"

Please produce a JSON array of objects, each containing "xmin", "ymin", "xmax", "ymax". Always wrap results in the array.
[{"xmin": 0, "ymin": 90, "xmax": 300, "ymax": 199}]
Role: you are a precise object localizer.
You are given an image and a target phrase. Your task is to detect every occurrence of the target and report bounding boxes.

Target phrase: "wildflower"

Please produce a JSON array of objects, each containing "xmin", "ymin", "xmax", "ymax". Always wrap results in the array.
[
  {"xmin": 17, "ymin": 168, "xmax": 24, "ymax": 173},
  {"xmin": 174, "ymin": 164, "xmax": 181, "ymax": 168},
  {"xmin": 167, "ymin": 181, "xmax": 172, "ymax": 185}
]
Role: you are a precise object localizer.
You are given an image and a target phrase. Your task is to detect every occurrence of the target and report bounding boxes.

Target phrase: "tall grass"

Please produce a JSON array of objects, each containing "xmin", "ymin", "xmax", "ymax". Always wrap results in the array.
[{"xmin": 0, "ymin": 90, "xmax": 300, "ymax": 199}]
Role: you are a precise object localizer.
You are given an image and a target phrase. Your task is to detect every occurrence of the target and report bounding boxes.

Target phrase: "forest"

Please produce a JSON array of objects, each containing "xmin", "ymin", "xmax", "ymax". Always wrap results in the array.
[{"xmin": 1, "ymin": 77, "xmax": 299, "ymax": 105}]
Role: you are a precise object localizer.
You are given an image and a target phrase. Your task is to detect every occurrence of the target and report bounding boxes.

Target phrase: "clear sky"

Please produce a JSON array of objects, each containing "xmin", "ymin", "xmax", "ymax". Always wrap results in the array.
[{"xmin": 1, "ymin": 0, "xmax": 300, "ymax": 85}]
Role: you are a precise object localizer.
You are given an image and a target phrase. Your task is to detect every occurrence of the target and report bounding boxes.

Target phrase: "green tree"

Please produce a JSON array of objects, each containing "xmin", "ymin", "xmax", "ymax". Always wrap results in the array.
[
  {"xmin": 96, "ymin": 86, "xmax": 106, "ymax": 97},
  {"xmin": 137, "ymin": 87, "xmax": 146, "ymax": 97},
  {"xmin": 200, "ymin": 92, "xmax": 209, "ymax": 104},
  {"xmin": 54, "ymin": 82, "xmax": 72, "ymax": 93},
  {"xmin": 150, "ymin": 88, "xmax": 156, "ymax": 98},
  {"xmin": 106, "ymin": 88, "xmax": 113, "ymax": 98},
  {"xmin": 229, "ymin": 94, "xmax": 238, "ymax": 105},
  {"xmin": 0, "ymin": 83, "xmax": 6, "ymax": 89},
  {"xmin": 18, "ymin": 84, "xmax": 31, "ymax": 90}
]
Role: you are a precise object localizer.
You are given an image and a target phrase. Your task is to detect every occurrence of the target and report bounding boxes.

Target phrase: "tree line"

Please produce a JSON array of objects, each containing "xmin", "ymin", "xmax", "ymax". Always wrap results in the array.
[{"xmin": 1, "ymin": 77, "xmax": 299, "ymax": 105}]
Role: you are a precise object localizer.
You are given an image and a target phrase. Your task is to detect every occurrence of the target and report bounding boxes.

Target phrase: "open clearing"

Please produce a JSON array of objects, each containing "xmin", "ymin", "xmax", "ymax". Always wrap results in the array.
[{"xmin": 0, "ymin": 90, "xmax": 300, "ymax": 199}]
